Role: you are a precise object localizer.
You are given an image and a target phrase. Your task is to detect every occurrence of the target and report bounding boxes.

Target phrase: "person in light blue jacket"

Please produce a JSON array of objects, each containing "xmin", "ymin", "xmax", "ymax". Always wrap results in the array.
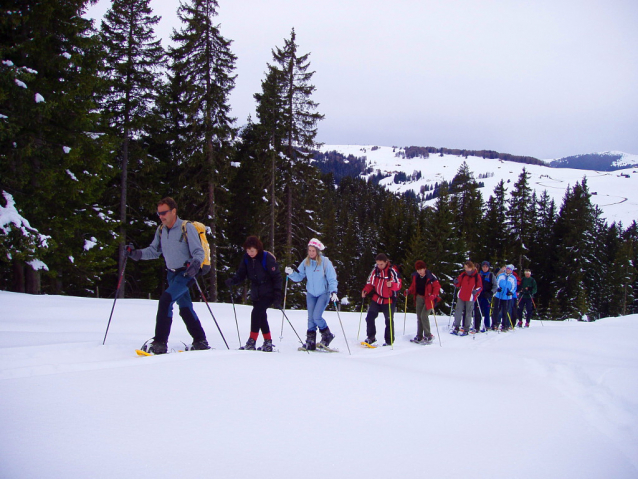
[
  {"xmin": 285, "ymin": 238, "xmax": 339, "ymax": 351},
  {"xmin": 492, "ymin": 264, "xmax": 517, "ymax": 331}
]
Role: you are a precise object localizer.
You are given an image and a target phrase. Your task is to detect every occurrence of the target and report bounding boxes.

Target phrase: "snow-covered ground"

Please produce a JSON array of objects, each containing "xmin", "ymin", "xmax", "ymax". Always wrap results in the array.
[
  {"xmin": 319, "ymin": 145, "xmax": 638, "ymax": 226},
  {"xmin": 1, "ymin": 291, "xmax": 637, "ymax": 478}
]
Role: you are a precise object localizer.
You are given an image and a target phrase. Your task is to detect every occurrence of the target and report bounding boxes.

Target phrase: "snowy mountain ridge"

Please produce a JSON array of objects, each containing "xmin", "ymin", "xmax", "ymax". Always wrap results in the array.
[
  {"xmin": 548, "ymin": 151, "xmax": 638, "ymax": 171},
  {"xmin": 317, "ymin": 145, "xmax": 638, "ymax": 226}
]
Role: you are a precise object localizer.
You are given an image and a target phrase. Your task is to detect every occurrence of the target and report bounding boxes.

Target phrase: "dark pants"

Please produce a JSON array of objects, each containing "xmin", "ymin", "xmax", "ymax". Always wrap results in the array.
[
  {"xmin": 155, "ymin": 271, "xmax": 206, "ymax": 343},
  {"xmin": 493, "ymin": 298, "xmax": 514, "ymax": 329},
  {"xmin": 365, "ymin": 301, "xmax": 396, "ymax": 344},
  {"xmin": 251, "ymin": 297, "xmax": 273, "ymax": 335},
  {"xmin": 477, "ymin": 296, "xmax": 492, "ymax": 329},
  {"xmin": 517, "ymin": 297, "xmax": 534, "ymax": 322}
]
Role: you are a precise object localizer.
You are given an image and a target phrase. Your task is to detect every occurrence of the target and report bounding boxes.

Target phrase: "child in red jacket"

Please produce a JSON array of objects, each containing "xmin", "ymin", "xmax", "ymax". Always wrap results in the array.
[
  {"xmin": 407, "ymin": 260, "xmax": 441, "ymax": 344},
  {"xmin": 451, "ymin": 261, "xmax": 483, "ymax": 336}
]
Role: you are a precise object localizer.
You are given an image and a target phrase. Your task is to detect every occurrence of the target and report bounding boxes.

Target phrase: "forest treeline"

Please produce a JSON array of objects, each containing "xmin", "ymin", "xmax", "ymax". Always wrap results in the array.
[{"xmin": 1, "ymin": 0, "xmax": 636, "ymax": 320}]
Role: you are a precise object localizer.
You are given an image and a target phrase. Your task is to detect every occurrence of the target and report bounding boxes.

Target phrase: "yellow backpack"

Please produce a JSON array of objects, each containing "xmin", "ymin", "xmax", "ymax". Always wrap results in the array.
[{"xmin": 159, "ymin": 220, "xmax": 211, "ymax": 268}]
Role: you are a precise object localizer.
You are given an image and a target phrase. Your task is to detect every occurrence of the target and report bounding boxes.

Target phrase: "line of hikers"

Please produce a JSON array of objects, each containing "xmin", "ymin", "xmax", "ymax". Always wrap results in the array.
[{"xmin": 126, "ymin": 197, "xmax": 537, "ymax": 353}]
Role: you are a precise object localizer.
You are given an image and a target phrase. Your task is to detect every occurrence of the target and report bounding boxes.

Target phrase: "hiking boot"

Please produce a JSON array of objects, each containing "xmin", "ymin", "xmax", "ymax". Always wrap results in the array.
[
  {"xmin": 411, "ymin": 336, "xmax": 424, "ymax": 343},
  {"xmin": 191, "ymin": 339, "xmax": 210, "ymax": 351},
  {"xmin": 305, "ymin": 331, "xmax": 317, "ymax": 351},
  {"xmin": 148, "ymin": 340, "xmax": 167, "ymax": 354},
  {"xmin": 364, "ymin": 337, "xmax": 376, "ymax": 345},
  {"xmin": 525, "ymin": 322, "xmax": 530, "ymax": 328},
  {"xmin": 243, "ymin": 338, "xmax": 257, "ymax": 350},
  {"xmin": 261, "ymin": 339, "xmax": 274, "ymax": 352},
  {"xmin": 459, "ymin": 328, "xmax": 469, "ymax": 337},
  {"xmin": 319, "ymin": 327, "xmax": 335, "ymax": 348},
  {"xmin": 516, "ymin": 321, "xmax": 523, "ymax": 328},
  {"xmin": 450, "ymin": 327, "xmax": 459, "ymax": 335}
]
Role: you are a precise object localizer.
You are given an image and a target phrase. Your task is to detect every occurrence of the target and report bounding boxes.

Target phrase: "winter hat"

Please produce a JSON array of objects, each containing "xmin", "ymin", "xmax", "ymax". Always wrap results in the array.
[
  {"xmin": 506, "ymin": 264, "xmax": 515, "ymax": 272},
  {"xmin": 308, "ymin": 238, "xmax": 325, "ymax": 251},
  {"xmin": 415, "ymin": 260, "xmax": 427, "ymax": 270},
  {"xmin": 481, "ymin": 261, "xmax": 491, "ymax": 267}
]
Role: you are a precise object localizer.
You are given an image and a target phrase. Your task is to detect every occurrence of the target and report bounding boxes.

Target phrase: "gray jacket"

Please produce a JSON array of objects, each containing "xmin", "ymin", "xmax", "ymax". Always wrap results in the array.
[{"xmin": 140, "ymin": 217, "xmax": 204, "ymax": 270}]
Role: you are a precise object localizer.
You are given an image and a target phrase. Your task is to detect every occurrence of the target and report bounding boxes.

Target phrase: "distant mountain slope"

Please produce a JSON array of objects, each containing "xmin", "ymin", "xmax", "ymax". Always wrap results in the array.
[
  {"xmin": 316, "ymin": 144, "xmax": 638, "ymax": 226},
  {"xmin": 549, "ymin": 151, "xmax": 638, "ymax": 171}
]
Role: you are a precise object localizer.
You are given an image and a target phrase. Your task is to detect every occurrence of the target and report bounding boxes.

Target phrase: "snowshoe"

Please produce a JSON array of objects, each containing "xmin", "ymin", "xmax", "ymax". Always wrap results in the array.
[
  {"xmin": 525, "ymin": 322, "xmax": 530, "ymax": 328},
  {"xmin": 516, "ymin": 321, "xmax": 523, "ymax": 328},
  {"xmin": 450, "ymin": 327, "xmax": 459, "ymax": 336},
  {"xmin": 410, "ymin": 336, "xmax": 424, "ymax": 343},
  {"xmin": 480, "ymin": 328, "xmax": 487, "ymax": 333},
  {"xmin": 458, "ymin": 329, "xmax": 469, "ymax": 337}
]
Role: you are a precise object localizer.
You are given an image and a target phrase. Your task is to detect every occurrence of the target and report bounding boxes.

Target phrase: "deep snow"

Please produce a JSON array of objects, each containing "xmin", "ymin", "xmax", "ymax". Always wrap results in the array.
[{"xmin": 1, "ymin": 291, "xmax": 637, "ymax": 479}]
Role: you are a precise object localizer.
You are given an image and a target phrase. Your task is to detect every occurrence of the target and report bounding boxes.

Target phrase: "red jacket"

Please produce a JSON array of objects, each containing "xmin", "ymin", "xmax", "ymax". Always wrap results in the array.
[
  {"xmin": 363, "ymin": 264, "xmax": 401, "ymax": 305},
  {"xmin": 455, "ymin": 269, "xmax": 483, "ymax": 302},
  {"xmin": 407, "ymin": 271, "xmax": 441, "ymax": 310}
]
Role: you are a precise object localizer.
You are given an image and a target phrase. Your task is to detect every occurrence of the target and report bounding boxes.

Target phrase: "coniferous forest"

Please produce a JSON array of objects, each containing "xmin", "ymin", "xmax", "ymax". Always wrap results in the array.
[{"xmin": 1, "ymin": 0, "xmax": 636, "ymax": 321}]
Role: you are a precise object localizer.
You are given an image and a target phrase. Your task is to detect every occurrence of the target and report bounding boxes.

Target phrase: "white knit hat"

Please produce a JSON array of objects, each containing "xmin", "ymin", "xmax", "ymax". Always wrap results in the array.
[
  {"xmin": 308, "ymin": 238, "xmax": 325, "ymax": 251},
  {"xmin": 506, "ymin": 264, "xmax": 515, "ymax": 271}
]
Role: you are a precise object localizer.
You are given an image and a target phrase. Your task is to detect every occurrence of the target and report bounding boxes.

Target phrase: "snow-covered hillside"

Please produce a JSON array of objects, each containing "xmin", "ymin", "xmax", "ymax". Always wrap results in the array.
[
  {"xmin": 1, "ymin": 291, "xmax": 637, "ymax": 478},
  {"xmin": 319, "ymin": 145, "xmax": 638, "ymax": 226},
  {"xmin": 549, "ymin": 151, "xmax": 638, "ymax": 171}
]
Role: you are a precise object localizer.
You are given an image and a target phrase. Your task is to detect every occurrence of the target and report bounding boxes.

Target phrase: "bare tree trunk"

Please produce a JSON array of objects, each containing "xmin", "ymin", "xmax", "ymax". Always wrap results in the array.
[
  {"xmin": 12, "ymin": 260, "xmax": 25, "ymax": 293},
  {"xmin": 25, "ymin": 266, "xmax": 41, "ymax": 294},
  {"xmin": 118, "ymin": 131, "xmax": 129, "ymax": 299},
  {"xmin": 270, "ymin": 147, "xmax": 276, "ymax": 253}
]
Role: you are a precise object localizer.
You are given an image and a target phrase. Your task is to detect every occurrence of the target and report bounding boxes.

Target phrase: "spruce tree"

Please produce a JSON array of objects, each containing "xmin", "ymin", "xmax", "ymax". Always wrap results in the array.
[
  {"xmin": 100, "ymin": 0, "xmax": 165, "ymax": 295},
  {"xmin": 168, "ymin": 0, "xmax": 237, "ymax": 301},
  {"xmin": 269, "ymin": 28, "xmax": 324, "ymax": 263},
  {"xmin": 481, "ymin": 180, "xmax": 510, "ymax": 266},
  {"xmin": 449, "ymin": 161, "xmax": 483, "ymax": 258},
  {"xmin": 507, "ymin": 168, "xmax": 535, "ymax": 271},
  {"xmin": 1, "ymin": 0, "xmax": 116, "ymax": 294}
]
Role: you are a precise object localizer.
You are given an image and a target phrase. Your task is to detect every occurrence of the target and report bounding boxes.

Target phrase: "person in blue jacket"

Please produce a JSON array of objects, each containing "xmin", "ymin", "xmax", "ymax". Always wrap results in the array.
[
  {"xmin": 493, "ymin": 264, "xmax": 517, "ymax": 331},
  {"xmin": 285, "ymin": 238, "xmax": 339, "ymax": 350}
]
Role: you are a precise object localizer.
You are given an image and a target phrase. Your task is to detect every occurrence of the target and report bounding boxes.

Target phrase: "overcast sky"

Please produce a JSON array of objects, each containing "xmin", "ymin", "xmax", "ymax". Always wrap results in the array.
[{"xmin": 85, "ymin": 0, "xmax": 638, "ymax": 159}]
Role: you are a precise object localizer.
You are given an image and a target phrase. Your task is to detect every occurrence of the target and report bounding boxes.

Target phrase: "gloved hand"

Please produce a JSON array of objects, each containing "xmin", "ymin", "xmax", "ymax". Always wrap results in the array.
[
  {"xmin": 472, "ymin": 288, "xmax": 480, "ymax": 296},
  {"xmin": 497, "ymin": 287, "xmax": 502, "ymax": 293},
  {"xmin": 184, "ymin": 260, "xmax": 201, "ymax": 278},
  {"xmin": 506, "ymin": 291, "xmax": 513, "ymax": 297},
  {"xmin": 225, "ymin": 278, "xmax": 234, "ymax": 288},
  {"xmin": 453, "ymin": 278, "xmax": 459, "ymax": 287},
  {"xmin": 285, "ymin": 266, "xmax": 294, "ymax": 275},
  {"xmin": 126, "ymin": 244, "xmax": 142, "ymax": 261},
  {"xmin": 330, "ymin": 292, "xmax": 339, "ymax": 303}
]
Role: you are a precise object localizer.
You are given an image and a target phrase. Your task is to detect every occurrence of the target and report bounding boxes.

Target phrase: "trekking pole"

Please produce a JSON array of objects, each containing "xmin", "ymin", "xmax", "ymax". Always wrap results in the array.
[
  {"xmin": 333, "ymin": 301, "xmax": 351, "ymax": 356},
  {"xmin": 229, "ymin": 285, "xmax": 241, "ymax": 347},
  {"xmin": 448, "ymin": 286, "xmax": 457, "ymax": 329},
  {"xmin": 194, "ymin": 279, "xmax": 230, "ymax": 349},
  {"xmin": 531, "ymin": 297, "xmax": 543, "ymax": 327},
  {"xmin": 389, "ymin": 299, "xmax": 394, "ymax": 350},
  {"xmin": 357, "ymin": 300, "xmax": 365, "ymax": 340},
  {"xmin": 280, "ymin": 276, "xmax": 289, "ymax": 342},
  {"xmin": 280, "ymin": 308, "xmax": 309, "ymax": 354},
  {"xmin": 403, "ymin": 291, "xmax": 408, "ymax": 335},
  {"xmin": 102, "ymin": 250, "xmax": 128, "ymax": 345},
  {"xmin": 431, "ymin": 310, "xmax": 442, "ymax": 347}
]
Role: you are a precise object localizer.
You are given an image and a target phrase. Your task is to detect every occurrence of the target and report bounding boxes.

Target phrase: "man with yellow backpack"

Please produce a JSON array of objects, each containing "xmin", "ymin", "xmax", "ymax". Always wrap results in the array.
[{"xmin": 126, "ymin": 197, "xmax": 211, "ymax": 354}]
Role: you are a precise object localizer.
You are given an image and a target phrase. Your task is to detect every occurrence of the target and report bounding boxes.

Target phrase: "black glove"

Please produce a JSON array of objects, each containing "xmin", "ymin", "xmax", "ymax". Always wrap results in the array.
[
  {"xmin": 497, "ymin": 287, "xmax": 502, "ymax": 293},
  {"xmin": 127, "ymin": 244, "xmax": 142, "ymax": 261},
  {"xmin": 184, "ymin": 260, "xmax": 201, "ymax": 278},
  {"xmin": 506, "ymin": 291, "xmax": 513, "ymax": 297},
  {"xmin": 225, "ymin": 278, "xmax": 234, "ymax": 288}
]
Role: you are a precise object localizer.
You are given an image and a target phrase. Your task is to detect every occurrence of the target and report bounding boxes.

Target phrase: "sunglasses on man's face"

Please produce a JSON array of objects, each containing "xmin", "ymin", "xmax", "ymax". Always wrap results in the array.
[{"xmin": 157, "ymin": 209, "xmax": 172, "ymax": 217}]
